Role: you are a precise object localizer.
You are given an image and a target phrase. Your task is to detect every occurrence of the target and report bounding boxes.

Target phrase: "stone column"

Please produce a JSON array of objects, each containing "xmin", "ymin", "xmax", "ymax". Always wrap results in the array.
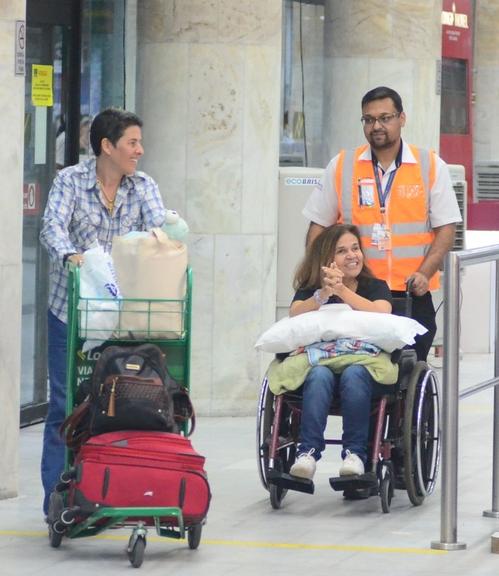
[
  {"xmin": 0, "ymin": 1, "xmax": 24, "ymax": 499},
  {"xmin": 323, "ymin": 0, "xmax": 442, "ymax": 163},
  {"xmin": 137, "ymin": 1, "xmax": 282, "ymax": 414},
  {"xmin": 474, "ymin": 0, "xmax": 499, "ymax": 161}
]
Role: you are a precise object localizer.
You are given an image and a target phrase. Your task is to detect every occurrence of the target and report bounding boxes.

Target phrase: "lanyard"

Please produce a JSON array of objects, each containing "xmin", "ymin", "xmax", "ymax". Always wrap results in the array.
[
  {"xmin": 373, "ymin": 166, "xmax": 396, "ymax": 211},
  {"xmin": 371, "ymin": 143, "xmax": 403, "ymax": 211}
]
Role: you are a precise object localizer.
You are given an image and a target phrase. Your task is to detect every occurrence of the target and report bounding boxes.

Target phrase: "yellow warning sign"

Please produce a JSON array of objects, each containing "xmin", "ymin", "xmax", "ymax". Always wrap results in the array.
[{"xmin": 31, "ymin": 64, "xmax": 53, "ymax": 107}]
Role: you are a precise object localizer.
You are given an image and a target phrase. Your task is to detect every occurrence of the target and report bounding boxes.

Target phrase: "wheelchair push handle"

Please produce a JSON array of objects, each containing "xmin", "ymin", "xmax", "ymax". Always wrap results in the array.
[
  {"xmin": 402, "ymin": 277, "xmax": 415, "ymax": 319},
  {"xmin": 390, "ymin": 278, "xmax": 415, "ymax": 320},
  {"xmin": 405, "ymin": 277, "xmax": 415, "ymax": 297}
]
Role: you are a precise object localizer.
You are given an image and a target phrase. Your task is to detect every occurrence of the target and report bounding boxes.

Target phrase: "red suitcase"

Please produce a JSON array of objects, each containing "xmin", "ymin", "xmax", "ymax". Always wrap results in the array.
[{"xmin": 69, "ymin": 431, "xmax": 211, "ymax": 525}]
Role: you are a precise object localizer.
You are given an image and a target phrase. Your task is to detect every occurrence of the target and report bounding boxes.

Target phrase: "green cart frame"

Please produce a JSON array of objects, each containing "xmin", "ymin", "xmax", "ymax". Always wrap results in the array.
[{"xmin": 47, "ymin": 264, "xmax": 199, "ymax": 567}]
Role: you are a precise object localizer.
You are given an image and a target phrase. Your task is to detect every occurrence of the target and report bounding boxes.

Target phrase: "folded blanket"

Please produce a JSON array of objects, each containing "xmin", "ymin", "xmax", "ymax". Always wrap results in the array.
[
  {"xmin": 267, "ymin": 352, "xmax": 398, "ymax": 396},
  {"xmin": 299, "ymin": 338, "xmax": 381, "ymax": 365}
]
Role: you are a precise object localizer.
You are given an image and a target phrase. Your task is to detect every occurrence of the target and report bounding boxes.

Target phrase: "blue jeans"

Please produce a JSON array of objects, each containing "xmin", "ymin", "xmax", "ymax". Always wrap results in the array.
[
  {"xmin": 41, "ymin": 310, "xmax": 67, "ymax": 515},
  {"xmin": 298, "ymin": 364, "xmax": 393, "ymax": 463}
]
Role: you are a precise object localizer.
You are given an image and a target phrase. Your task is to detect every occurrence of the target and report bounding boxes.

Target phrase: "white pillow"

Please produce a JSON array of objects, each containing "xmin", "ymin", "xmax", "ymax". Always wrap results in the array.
[{"xmin": 255, "ymin": 304, "xmax": 427, "ymax": 353}]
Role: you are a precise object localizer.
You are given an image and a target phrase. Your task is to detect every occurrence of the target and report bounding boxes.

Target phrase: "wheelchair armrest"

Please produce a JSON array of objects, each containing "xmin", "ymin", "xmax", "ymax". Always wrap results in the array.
[{"xmin": 394, "ymin": 348, "xmax": 417, "ymax": 391}]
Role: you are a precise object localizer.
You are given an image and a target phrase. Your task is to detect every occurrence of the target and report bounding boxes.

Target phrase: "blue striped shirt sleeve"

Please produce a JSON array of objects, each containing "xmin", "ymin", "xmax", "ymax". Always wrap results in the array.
[
  {"xmin": 138, "ymin": 174, "xmax": 167, "ymax": 229},
  {"xmin": 40, "ymin": 170, "xmax": 78, "ymax": 264}
]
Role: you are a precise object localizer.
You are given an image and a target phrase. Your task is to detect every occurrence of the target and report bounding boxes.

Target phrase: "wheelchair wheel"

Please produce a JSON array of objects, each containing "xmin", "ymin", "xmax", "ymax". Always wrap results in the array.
[
  {"xmin": 269, "ymin": 480, "xmax": 285, "ymax": 509},
  {"xmin": 403, "ymin": 362, "xmax": 440, "ymax": 506},
  {"xmin": 256, "ymin": 377, "xmax": 297, "ymax": 508},
  {"xmin": 269, "ymin": 442, "xmax": 298, "ymax": 509},
  {"xmin": 379, "ymin": 463, "xmax": 395, "ymax": 514},
  {"xmin": 256, "ymin": 377, "xmax": 273, "ymax": 490}
]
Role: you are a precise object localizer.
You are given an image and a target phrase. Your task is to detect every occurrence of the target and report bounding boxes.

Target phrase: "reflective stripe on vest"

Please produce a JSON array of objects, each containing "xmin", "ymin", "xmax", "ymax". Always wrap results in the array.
[
  {"xmin": 341, "ymin": 148, "xmax": 355, "ymax": 223},
  {"xmin": 358, "ymin": 221, "xmax": 431, "ymax": 237},
  {"xmin": 365, "ymin": 244, "xmax": 428, "ymax": 260},
  {"xmin": 419, "ymin": 148, "xmax": 430, "ymax": 205}
]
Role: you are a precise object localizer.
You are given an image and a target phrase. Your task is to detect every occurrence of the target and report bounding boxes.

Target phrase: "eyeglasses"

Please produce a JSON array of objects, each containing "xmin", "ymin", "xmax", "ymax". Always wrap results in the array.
[{"xmin": 360, "ymin": 112, "xmax": 400, "ymax": 127}]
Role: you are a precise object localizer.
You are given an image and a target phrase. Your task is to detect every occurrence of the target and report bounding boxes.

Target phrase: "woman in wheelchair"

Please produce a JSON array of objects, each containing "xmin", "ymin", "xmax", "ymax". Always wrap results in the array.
[{"xmin": 288, "ymin": 224, "xmax": 393, "ymax": 481}]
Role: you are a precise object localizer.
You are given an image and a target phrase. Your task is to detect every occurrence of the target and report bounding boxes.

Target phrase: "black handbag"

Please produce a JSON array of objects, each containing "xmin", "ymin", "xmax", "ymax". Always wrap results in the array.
[{"xmin": 61, "ymin": 344, "xmax": 193, "ymax": 450}]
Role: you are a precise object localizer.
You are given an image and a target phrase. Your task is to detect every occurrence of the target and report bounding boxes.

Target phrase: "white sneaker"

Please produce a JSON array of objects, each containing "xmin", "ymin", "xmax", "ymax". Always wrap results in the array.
[
  {"xmin": 289, "ymin": 449, "xmax": 316, "ymax": 480},
  {"xmin": 339, "ymin": 450, "xmax": 364, "ymax": 476}
]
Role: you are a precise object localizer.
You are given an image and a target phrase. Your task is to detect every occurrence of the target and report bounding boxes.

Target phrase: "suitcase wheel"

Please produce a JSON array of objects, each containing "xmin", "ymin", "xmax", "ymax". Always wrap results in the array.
[
  {"xmin": 187, "ymin": 523, "xmax": 202, "ymax": 550},
  {"xmin": 47, "ymin": 491, "xmax": 65, "ymax": 548},
  {"xmin": 127, "ymin": 525, "xmax": 147, "ymax": 568},
  {"xmin": 128, "ymin": 535, "xmax": 146, "ymax": 568}
]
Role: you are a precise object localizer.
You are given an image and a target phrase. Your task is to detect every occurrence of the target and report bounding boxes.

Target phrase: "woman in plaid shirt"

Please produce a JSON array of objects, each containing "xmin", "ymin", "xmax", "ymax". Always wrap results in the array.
[{"xmin": 40, "ymin": 108, "xmax": 166, "ymax": 517}]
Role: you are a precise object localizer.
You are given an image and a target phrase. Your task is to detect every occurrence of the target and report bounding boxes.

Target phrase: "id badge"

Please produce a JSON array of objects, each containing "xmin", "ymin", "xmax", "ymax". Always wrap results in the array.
[
  {"xmin": 377, "ymin": 224, "xmax": 392, "ymax": 251},
  {"xmin": 371, "ymin": 223, "xmax": 381, "ymax": 246},
  {"xmin": 358, "ymin": 178, "xmax": 375, "ymax": 207}
]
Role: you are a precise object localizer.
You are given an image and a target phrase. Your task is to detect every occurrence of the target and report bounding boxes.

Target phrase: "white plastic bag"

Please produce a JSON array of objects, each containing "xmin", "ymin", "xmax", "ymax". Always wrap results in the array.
[{"xmin": 78, "ymin": 243, "xmax": 121, "ymax": 349}]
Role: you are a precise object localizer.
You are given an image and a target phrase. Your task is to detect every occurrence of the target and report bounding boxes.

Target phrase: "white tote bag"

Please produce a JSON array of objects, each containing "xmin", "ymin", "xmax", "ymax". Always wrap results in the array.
[{"xmin": 111, "ymin": 228, "xmax": 188, "ymax": 338}]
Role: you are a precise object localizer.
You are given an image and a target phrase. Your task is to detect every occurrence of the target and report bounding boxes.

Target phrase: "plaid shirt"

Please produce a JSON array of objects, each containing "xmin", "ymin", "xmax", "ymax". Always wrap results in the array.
[{"xmin": 40, "ymin": 158, "xmax": 166, "ymax": 323}]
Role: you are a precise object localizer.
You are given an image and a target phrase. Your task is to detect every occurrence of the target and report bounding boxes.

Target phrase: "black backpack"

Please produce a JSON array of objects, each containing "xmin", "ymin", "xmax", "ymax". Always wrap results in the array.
[{"xmin": 61, "ymin": 344, "xmax": 194, "ymax": 450}]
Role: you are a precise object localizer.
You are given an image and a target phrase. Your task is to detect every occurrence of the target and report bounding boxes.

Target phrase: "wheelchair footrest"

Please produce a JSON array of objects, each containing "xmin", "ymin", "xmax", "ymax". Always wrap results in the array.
[
  {"xmin": 267, "ymin": 469, "xmax": 315, "ymax": 494},
  {"xmin": 329, "ymin": 471, "xmax": 378, "ymax": 492}
]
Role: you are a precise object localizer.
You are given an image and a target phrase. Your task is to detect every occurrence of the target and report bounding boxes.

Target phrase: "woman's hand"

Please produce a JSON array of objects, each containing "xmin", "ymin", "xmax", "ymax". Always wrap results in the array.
[
  {"xmin": 321, "ymin": 262, "xmax": 344, "ymax": 296},
  {"xmin": 289, "ymin": 262, "xmax": 343, "ymax": 317},
  {"xmin": 68, "ymin": 253, "xmax": 84, "ymax": 267}
]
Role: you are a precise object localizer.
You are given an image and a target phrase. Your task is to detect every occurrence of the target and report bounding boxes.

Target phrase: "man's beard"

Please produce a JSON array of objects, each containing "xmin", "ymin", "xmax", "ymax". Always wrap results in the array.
[{"xmin": 368, "ymin": 131, "xmax": 396, "ymax": 150}]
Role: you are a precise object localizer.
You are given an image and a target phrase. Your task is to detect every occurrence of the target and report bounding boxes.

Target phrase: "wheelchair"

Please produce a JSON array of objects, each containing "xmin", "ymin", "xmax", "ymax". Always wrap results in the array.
[{"xmin": 256, "ymin": 339, "xmax": 440, "ymax": 513}]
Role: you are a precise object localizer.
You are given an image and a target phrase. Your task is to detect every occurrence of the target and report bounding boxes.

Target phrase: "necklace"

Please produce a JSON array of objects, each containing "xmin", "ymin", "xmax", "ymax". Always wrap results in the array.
[{"xmin": 96, "ymin": 177, "xmax": 116, "ymax": 216}]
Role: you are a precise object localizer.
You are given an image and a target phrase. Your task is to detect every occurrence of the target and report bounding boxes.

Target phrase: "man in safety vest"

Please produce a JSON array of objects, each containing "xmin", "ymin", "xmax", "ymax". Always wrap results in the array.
[{"xmin": 303, "ymin": 86, "xmax": 462, "ymax": 361}]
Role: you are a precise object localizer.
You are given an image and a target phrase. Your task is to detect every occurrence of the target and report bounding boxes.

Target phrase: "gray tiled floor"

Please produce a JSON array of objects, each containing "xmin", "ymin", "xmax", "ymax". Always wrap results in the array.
[{"xmin": 1, "ymin": 353, "xmax": 498, "ymax": 575}]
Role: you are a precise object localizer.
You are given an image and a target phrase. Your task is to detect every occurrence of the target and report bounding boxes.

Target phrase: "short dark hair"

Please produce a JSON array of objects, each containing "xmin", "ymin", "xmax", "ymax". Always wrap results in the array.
[
  {"xmin": 361, "ymin": 86, "xmax": 403, "ymax": 114},
  {"xmin": 90, "ymin": 108, "xmax": 143, "ymax": 156},
  {"xmin": 293, "ymin": 224, "xmax": 373, "ymax": 291}
]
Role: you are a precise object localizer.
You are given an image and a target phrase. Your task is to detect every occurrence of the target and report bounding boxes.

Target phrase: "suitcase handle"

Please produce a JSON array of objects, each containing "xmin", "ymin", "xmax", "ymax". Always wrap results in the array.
[{"xmin": 178, "ymin": 477, "xmax": 186, "ymax": 508}]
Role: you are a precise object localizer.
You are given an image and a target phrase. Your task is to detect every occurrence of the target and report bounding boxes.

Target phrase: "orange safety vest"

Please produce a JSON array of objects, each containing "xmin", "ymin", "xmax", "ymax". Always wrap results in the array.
[{"xmin": 335, "ymin": 144, "xmax": 439, "ymax": 291}]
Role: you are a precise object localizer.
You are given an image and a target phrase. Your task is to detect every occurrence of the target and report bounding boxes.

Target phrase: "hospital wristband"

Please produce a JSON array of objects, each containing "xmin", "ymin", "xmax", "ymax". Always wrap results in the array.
[{"xmin": 313, "ymin": 289, "xmax": 329, "ymax": 306}]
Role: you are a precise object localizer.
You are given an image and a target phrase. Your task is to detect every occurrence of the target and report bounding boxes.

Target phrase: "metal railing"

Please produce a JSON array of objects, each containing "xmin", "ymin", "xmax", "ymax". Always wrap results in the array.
[{"xmin": 431, "ymin": 244, "xmax": 499, "ymax": 551}]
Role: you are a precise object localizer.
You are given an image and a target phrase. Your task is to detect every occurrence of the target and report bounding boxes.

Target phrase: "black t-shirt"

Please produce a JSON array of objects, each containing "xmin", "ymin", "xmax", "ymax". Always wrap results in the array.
[{"xmin": 292, "ymin": 276, "xmax": 392, "ymax": 306}]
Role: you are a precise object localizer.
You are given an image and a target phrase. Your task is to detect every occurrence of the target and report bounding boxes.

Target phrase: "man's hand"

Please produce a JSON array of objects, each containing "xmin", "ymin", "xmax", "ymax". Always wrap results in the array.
[{"xmin": 408, "ymin": 271, "xmax": 429, "ymax": 296}]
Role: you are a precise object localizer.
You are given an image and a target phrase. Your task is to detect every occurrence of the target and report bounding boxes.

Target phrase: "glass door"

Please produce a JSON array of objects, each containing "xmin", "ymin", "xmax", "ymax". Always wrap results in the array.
[
  {"xmin": 22, "ymin": 0, "xmax": 126, "ymax": 427},
  {"xmin": 80, "ymin": 0, "xmax": 126, "ymax": 121},
  {"xmin": 21, "ymin": 0, "xmax": 81, "ymax": 426}
]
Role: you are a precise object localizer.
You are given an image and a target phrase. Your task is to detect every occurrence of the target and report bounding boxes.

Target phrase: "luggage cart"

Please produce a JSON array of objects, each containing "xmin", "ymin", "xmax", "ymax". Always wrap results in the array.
[{"xmin": 47, "ymin": 264, "xmax": 205, "ymax": 568}]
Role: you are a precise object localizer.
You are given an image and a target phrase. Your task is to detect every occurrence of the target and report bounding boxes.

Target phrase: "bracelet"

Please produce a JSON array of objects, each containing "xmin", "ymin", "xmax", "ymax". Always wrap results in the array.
[{"xmin": 313, "ymin": 289, "xmax": 329, "ymax": 306}]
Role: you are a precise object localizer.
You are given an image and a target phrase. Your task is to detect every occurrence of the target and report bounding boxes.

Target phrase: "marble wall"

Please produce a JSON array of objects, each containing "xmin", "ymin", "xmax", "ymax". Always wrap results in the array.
[
  {"xmin": 323, "ymin": 0, "xmax": 443, "ymax": 162},
  {"xmin": 136, "ymin": 0, "xmax": 282, "ymax": 414},
  {"xmin": 474, "ymin": 0, "xmax": 499, "ymax": 162},
  {"xmin": 0, "ymin": 1, "xmax": 24, "ymax": 498}
]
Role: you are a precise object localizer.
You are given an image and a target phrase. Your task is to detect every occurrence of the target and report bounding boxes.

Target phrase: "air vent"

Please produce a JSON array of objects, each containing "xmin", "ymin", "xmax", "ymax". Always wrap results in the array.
[
  {"xmin": 447, "ymin": 164, "xmax": 467, "ymax": 251},
  {"xmin": 452, "ymin": 181, "xmax": 466, "ymax": 250},
  {"xmin": 475, "ymin": 162, "xmax": 499, "ymax": 201}
]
